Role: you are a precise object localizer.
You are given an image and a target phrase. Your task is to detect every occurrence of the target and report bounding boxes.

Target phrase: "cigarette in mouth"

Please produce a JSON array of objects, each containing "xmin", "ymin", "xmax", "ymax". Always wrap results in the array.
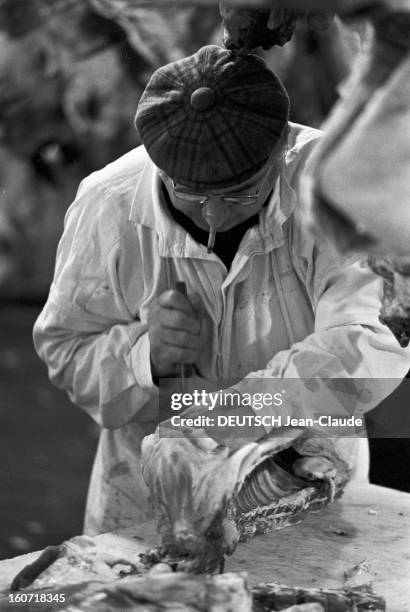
[{"xmin": 207, "ymin": 227, "xmax": 216, "ymax": 253}]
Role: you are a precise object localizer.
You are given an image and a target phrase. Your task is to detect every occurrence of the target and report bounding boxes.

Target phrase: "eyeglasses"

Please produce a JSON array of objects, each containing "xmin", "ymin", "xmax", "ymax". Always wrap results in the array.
[{"xmin": 167, "ymin": 162, "xmax": 273, "ymax": 208}]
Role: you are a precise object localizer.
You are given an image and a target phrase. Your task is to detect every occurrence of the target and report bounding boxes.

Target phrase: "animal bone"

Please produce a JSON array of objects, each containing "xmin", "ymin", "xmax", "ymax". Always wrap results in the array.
[{"xmin": 252, "ymin": 580, "xmax": 385, "ymax": 611}]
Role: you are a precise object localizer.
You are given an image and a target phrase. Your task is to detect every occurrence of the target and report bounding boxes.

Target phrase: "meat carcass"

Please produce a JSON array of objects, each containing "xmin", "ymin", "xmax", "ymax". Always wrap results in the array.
[
  {"xmin": 141, "ymin": 424, "xmax": 350, "ymax": 573},
  {"xmin": 6, "ymin": 538, "xmax": 384, "ymax": 612},
  {"xmin": 219, "ymin": 1, "xmax": 334, "ymax": 55},
  {"xmin": 302, "ymin": 0, "xmax": 410, "ymax": 345}
]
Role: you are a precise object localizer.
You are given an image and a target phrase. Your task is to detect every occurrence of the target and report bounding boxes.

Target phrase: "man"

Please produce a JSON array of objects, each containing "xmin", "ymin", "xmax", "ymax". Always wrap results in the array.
[{"xmin": 33, "ymin": 45, "xmax": 409, "ymax": 535}]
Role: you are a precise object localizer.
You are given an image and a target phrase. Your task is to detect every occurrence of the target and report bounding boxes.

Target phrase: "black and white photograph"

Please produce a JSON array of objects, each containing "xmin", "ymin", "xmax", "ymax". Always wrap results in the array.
[{"xmin": 0, "ymin": 0, "xmax": 409, "ymax": 610}]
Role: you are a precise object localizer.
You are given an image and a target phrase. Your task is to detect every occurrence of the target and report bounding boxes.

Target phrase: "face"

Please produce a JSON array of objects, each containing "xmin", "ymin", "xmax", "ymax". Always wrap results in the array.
[{"xmin": 160, "ymin": 153, "xmax": 282, "ymax": 234}]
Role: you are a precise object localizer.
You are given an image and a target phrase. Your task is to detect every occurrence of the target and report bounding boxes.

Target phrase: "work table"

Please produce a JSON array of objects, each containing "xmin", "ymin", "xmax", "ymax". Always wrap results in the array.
[{"xmin": 1, "ymin": 483, "xmax": 409, "ymax": 610}]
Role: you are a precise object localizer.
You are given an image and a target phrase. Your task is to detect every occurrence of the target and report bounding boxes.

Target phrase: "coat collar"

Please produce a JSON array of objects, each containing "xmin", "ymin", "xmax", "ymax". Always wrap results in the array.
[{"xmin": 129, "ymin": 154, "xmax": 297, "ymax": 259}]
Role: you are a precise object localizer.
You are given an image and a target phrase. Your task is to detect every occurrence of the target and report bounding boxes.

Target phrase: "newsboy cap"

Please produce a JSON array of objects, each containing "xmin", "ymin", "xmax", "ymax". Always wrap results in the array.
[{"xmin": 135, "ymin": 45, "xmax": 290, "ymax": 189}]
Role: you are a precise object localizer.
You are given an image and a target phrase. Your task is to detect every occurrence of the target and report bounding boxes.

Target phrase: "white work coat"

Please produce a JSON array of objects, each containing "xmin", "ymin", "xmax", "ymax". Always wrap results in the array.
[{"xmin": 33, "ymin": 123, "xmax": 410, "ymax": 535}]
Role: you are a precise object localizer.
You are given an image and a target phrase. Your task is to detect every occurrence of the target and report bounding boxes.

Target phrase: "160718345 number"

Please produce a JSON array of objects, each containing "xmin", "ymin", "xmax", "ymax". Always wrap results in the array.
[{"xmin": 8, "ymin": 592, "xmax": 66, "ymax": 604}]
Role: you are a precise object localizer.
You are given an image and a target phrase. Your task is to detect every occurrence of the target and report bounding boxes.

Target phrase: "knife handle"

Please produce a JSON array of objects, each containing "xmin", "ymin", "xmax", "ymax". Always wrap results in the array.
[{"xmin": 174, "ymin": 281, "xmax": 196, "ymax": 385}]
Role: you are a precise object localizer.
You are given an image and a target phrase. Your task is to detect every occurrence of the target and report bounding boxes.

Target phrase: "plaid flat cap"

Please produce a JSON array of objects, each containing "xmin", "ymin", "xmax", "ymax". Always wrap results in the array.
[{"xmin": 135, "ymin": 45, "xmax": 290, "ymax": 189}]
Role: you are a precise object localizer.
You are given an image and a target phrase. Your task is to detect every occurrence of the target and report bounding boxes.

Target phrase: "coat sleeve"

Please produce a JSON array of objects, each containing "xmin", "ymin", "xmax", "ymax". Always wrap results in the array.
[{"xmin": 33, "ymin": 177, "xmax": 157, "ymax": 429}]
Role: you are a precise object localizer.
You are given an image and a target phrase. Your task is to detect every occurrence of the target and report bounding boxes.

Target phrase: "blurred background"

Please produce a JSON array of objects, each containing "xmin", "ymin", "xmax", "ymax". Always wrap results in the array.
[{"xmin": 0, "ymin": 0, "xmax": 409, "ymax": 561}]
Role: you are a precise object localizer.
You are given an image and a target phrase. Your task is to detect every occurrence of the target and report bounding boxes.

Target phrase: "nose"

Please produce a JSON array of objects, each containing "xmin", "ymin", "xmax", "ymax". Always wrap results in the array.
[{"xmin": 201, "ymin": 198, "xmax": 229, "ymax": 230}]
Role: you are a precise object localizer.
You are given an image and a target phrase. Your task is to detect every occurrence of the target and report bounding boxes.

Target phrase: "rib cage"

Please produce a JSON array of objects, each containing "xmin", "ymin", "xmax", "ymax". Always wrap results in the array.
[{"xmin": 234, "ymin": 458, "xmax": 307, "ymax": 513}]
